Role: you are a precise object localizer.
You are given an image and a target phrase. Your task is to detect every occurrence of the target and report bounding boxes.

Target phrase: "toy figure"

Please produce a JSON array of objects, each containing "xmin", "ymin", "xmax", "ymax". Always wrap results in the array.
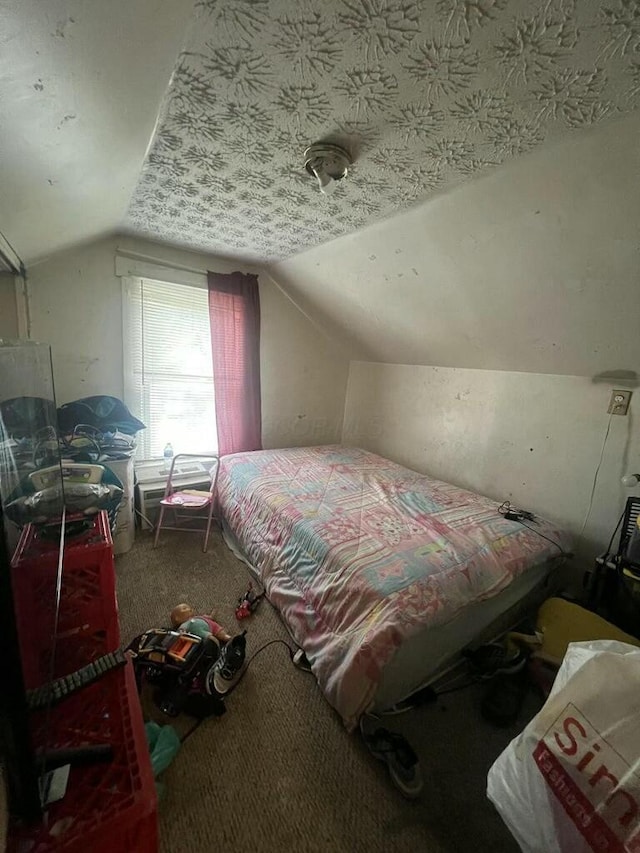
[
  {"xmin": 125, "ymin": 605, "xmax": 246, "ymax": 718},
  {"xmin": 235, "ymin": 583, "xmax": 264, "ymax": 620},
  {"xmin": 170, "ymin": 603, "xmax": 232, "ymax": 644}
]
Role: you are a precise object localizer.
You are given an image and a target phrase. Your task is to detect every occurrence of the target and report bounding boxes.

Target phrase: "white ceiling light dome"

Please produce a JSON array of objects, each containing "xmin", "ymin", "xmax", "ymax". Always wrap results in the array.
[{"xmin": 304, "ymin": 142, "xmax": 352, "ymax": 195}]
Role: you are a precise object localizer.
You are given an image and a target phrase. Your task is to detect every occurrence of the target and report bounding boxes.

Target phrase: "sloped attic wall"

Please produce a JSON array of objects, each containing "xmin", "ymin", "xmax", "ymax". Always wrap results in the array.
[
  {"xmin": 271, "ymin": 112, "xmax": 640, "ymax": 562},
  {"xmin": 272, "ymin": 112, "xmax": 640, "ymax": 374},
  {"xmin": 26, "ymin": 235, "xmax": 349, "ymax": 449}
]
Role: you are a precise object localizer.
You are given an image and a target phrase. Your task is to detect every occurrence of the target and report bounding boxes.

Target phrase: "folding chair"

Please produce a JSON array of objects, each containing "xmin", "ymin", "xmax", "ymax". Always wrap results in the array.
[{"xmin": 153, "ymin": 453, "xmax": 219, "ymax": 552}]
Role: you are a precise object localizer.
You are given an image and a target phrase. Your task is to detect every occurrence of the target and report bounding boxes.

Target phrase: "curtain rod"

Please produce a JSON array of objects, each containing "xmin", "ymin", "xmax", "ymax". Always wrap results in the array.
[
  {"xmin": 115, "ymin": 247, "xmax": 262, "ymax": 277},
  {"xmin": 115, "ymin": 248, "xmax": 208, "ymax": 276}
]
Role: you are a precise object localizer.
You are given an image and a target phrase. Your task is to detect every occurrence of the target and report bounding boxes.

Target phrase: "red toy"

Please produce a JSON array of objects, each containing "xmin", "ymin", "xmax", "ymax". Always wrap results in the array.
[{"xmin": 235, "ymin": 583, "xmax": 264, "ymax": 620}]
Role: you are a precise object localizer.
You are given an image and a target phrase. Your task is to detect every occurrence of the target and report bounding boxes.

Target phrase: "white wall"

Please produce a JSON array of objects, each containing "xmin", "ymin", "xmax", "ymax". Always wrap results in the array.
[
  {"xmin": 260, "ymin": 275, "xmax": 348, "ymax": 448},
  {"xmin": 27, "ymin": 235, "xmax": 349, "ymax": 447},
  {"xmin": 0, "ymin": 0, "xmax": 194, "ymax": 264},
  {"xmin": 343, "ymin": 362, "xmax": 640, "ymax": 567},
  {"xmin": 0, "ymin": 274, "xmax": 18, "ymax": 339},
  {"xmin": 29, "ymin": 236, "xmax": 124, "ymax": 400}
]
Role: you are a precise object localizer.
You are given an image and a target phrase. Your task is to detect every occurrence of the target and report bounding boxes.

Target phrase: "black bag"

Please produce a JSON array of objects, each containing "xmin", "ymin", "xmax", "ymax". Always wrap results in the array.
[{"xmin": 57, "ymin": 395, "xmax": 145, "ymax": 435}]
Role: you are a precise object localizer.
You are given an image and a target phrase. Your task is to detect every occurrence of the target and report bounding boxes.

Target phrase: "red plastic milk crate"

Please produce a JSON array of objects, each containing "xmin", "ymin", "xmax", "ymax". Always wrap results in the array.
[
  {"xmin": 8, "ymin": 510, "xmax": 158, "ymax": 853},
  {"xmin": 7, "ymin": 663, "xmax": 158, "ymax": 853},
  {"xmin": 11, "ymin": 512, "xmax": 120, "ymax": 687}
]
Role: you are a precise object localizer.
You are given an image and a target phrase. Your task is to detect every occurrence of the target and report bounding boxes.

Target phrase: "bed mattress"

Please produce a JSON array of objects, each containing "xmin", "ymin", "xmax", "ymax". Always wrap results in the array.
[{"xmin": 216, "ymin": 446, "xmax": 571, "ymax": 728}]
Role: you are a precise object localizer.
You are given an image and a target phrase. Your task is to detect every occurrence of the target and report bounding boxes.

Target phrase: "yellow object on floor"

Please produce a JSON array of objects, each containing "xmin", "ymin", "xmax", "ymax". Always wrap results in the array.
[{"xmin": 535, "ymin": 597, "xmax": 640, "ymax": 666}]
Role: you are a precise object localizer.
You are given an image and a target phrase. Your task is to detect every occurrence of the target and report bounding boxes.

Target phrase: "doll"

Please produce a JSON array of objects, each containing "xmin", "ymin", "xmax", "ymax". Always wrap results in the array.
[{"xmin": 170, "ymin": 603, "xmax": 232, "ymax": 644}]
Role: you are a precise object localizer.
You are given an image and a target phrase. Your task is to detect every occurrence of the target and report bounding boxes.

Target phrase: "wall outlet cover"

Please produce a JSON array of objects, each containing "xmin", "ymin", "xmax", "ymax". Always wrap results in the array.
[{"xmin": 608, "ymin": 389, "xmax": 632, "ymax": 415}]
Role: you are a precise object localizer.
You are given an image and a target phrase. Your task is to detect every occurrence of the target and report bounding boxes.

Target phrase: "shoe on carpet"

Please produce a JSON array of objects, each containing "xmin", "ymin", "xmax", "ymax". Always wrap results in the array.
[
  {"xmin": 292, "ymin": 648, "xmax": 313, "ymax": 672},
  {"xmin": 209, "ymin": 631, "xmax": 247, "ymax": 696},
  {"xmin": 481, "ymin": 668, "xmax": 530, "ymax": 727},
  {"xmin": 464, "ymin": 639, "xmax": 527, "ymax": 679},
  {"xmin": 359, "ymin": 714, "xmax": 423, "ymax": 799}
]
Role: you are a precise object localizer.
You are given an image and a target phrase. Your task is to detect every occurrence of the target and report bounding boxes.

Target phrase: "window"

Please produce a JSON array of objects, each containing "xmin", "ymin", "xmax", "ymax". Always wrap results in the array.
[{"xmin": 123, "ymin": 277, "xmax": 217, "ymax": 459}]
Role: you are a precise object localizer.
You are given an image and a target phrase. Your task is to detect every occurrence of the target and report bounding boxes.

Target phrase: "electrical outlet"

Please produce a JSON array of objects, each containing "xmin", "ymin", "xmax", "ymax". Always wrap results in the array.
[{"xmin": 608, "ymin": 389, "xmax": 632, "ymax": 415}]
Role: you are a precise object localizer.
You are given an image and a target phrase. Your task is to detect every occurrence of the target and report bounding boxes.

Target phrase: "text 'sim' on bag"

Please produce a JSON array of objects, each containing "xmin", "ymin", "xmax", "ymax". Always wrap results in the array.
[{"xmin": 487, "ymin": 641, "xmax": 640, "ymax": 853}]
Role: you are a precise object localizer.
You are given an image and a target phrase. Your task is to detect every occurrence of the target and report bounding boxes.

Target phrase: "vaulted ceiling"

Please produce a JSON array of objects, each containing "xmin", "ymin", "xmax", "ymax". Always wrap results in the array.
[{"xmin": 2, "ymin": 0, "xmax": 640, "ymax": 264}]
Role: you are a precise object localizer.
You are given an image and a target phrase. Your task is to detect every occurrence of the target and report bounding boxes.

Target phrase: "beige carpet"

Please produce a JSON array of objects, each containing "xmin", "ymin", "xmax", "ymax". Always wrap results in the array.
[{"xmin": 116, "ymin": 530, "xmax": 536, "ymax": 853}]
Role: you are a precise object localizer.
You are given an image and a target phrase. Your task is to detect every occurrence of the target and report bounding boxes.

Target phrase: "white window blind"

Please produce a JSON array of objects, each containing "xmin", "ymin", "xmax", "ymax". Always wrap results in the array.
[{"xmin": 122, "ymin": 277, "xmax": 217, "ymax": 459}]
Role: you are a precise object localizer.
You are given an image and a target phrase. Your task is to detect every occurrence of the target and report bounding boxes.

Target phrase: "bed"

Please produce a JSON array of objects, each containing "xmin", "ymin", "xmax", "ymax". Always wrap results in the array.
[{"xmin": 216, "ymin": 446, "xmax": 571, "ymax": 729}]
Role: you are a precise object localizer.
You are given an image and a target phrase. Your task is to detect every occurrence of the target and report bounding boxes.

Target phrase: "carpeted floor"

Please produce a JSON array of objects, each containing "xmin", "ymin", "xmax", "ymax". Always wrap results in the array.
[{"xmin": 116, "ymin": 530, "xmax": 539, "ymax": 853}]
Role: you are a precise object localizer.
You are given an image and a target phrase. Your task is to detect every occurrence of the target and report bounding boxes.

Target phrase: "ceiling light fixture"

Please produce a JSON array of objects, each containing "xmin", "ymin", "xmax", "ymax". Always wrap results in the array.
[
  {"xmin": 304, "ymin": 142, "xmax": 352, "ymax": 195},
  {"xmin": 622, "ymin": 474, "xmax": 640, "ymax": 488}
]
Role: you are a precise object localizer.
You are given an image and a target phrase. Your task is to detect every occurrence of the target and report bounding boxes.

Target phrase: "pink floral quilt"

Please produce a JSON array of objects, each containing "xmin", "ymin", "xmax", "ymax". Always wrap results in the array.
[{"xmin": 216, "ymin": 446, "xmax": 570, "ymax": 729}]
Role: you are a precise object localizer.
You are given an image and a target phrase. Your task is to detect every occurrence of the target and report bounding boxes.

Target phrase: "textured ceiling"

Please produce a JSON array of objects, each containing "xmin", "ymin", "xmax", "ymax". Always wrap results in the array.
[{"xmin": 125, "ymin": 0, "xmax": 640, "ymax": 262}]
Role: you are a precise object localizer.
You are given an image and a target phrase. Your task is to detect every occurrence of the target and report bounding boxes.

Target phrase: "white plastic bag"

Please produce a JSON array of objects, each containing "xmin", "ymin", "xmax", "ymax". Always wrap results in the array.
[{"xmin": 487, "ymin": 641, "xmax": 640, "ymax": 853}]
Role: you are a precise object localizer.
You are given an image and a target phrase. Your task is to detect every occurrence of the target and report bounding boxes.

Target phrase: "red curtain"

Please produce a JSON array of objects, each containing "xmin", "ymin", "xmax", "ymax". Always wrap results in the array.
[{"xmin": 207, "ymin": 271, "xmax": 262, "ymax": 456}]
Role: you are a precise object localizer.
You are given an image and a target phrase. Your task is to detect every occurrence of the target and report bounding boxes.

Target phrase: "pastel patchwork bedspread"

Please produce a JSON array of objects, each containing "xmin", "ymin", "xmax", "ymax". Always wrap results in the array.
[{"xmin": 216, "ymin": 446, "xmax": 570, "ymax": 728}]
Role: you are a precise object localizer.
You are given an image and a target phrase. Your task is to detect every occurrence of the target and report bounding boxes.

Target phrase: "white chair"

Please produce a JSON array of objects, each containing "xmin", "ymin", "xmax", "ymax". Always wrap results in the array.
[{"xmin": 153, "ymin": 453, "xmax": 219, "ymax": 552}]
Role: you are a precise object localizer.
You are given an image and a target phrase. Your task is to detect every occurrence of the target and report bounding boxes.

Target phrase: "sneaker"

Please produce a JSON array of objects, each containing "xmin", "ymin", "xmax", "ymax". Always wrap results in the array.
[
  {"xmin": 465, "ymin": 641, "xmax": 527, "ymax": 679},
  {"xmin": 359, "ymin": 714, "xmax": 423, "ymax": 799},
  {"xmin": 292, "ymin": 649, "xmax": 313, "ymax": 672},
  {"xmin": 481, "ymin": 668, "xmax": 530, "ymax": 727},
  {"xmin": 209, "ymin": 631, "xmax": 247, "ymax": 696}
]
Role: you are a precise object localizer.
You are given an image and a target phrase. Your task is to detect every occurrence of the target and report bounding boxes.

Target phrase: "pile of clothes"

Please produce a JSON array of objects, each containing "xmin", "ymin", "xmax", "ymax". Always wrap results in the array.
[
  {"xmin": 1, "ymin": 395, "xmax": 145, "ymax": 531},
  {"xmin": 1, "ymin": 394, "xmax": 143, "ymax": 465}
]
